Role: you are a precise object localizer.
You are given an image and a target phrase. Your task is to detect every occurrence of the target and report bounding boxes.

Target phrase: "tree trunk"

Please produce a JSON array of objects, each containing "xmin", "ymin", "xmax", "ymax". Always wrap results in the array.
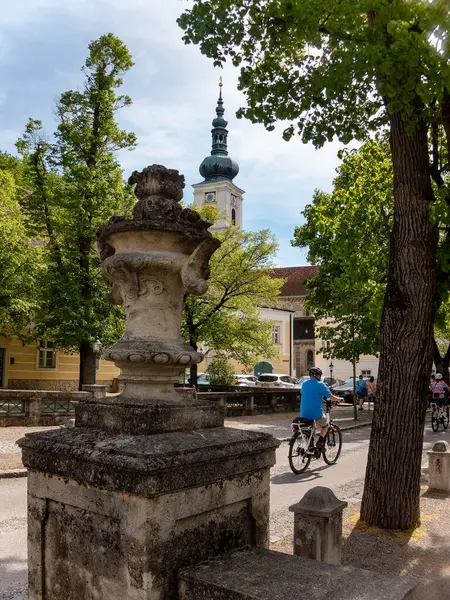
[
  {"xmin": 352, "ymin": 358, "xmax": 357, "ymax": 421},
  {"xmin": 360, "ymin": 112, "xmax": 437, "ymax": 530},
  {"xmin": 79, "ymin": 341, "xmax": 95, "ymax": 390},
  {"xmin": 433, "ymin": 340, "xmax": 450, "ymax": 384}
]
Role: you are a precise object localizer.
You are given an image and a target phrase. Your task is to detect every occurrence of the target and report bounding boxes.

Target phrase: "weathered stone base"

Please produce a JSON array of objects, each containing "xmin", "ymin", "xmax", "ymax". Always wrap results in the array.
[
  {"xmin": 19, "ymin": 427, "xmax": 278, "ymax": 600},
  {"xmin": 179, "ymin": 548, "xmax": 416, "ymax": 600},
  {"xmin": 75, "ymin": 398, "xmax": 224, "ymax": 434}
]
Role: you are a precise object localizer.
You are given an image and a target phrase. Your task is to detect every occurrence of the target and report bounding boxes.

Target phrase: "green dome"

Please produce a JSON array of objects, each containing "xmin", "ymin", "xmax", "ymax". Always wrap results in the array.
[{"xmin": 199, "ymin": 155, "xmax": 239, "ymax": 182}]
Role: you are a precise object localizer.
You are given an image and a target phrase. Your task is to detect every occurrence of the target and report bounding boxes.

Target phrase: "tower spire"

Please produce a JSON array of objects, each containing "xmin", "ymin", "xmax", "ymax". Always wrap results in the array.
[
  {"xmin": 198, "ymin": 79, "xmax": 239, "ymax": 183},
  {"xmin": 210, "ymin": 78, "xmax": 228, "ymax": 156}
]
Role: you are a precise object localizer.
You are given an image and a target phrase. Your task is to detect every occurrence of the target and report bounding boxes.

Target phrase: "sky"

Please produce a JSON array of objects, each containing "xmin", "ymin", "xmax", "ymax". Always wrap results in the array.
[{"xmin": 0, "ymin": 0, "xmax": 348, "ymax": 266}]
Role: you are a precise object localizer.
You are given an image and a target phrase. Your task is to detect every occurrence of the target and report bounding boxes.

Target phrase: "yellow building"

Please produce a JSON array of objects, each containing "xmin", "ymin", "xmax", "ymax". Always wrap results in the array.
[{"xmin": 0, "ymin": 336, "xmax": 119, "ymax": 391}]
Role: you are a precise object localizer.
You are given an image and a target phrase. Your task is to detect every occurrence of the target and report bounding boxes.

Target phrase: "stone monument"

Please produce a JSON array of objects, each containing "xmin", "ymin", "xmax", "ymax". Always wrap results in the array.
[{"xmin": 19, "ymin": 165, "xmax": 279, "ymax": 600}]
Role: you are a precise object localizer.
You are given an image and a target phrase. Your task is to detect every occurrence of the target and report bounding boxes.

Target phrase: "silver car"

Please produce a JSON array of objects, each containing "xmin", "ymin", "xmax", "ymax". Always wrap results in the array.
[{"xmin": 256, "ymin": 374, "xmax": 300, "ymax": 389}]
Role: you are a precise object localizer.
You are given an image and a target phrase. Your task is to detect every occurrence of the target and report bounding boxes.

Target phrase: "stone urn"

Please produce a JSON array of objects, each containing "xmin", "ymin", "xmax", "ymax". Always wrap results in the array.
[{"xmin": 76, "ymin": 164, "xmax": 221, "ymax": 433}]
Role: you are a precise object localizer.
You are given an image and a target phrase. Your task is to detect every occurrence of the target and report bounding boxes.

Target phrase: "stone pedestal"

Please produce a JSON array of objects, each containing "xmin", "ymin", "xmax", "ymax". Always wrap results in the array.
[
  {"xmin": 19, "ymin": 165, "xmax": 279, "ymax": 600},
  {"xmin": 289, "ymin": 486, "xmax": 347, "ymax": 565},
  {"xmin": 21, "ymin": 427, "xmax": 276, "ymax": 599},
  {"xmin": 427, "ymin": 440, "xmax": 450, "ymax": 492}
]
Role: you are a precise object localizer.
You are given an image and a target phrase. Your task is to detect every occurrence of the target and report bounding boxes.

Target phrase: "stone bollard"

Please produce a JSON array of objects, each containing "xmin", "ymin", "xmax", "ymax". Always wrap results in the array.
[
  {"xmin": 427, "ymin": 440, "xmax": 450, "ymax": 492},
  {"xmin": 81, "ymin": 384, "xmax": 107, "ymax": 401},
  {"xmin": 289, "ymin": 486, "xmax": 348, "ymax": 565}
]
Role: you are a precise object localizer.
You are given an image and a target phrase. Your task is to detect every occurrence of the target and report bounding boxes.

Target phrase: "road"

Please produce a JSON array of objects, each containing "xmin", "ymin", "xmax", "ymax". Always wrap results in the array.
[{"xmin": 1, "ymin": 422, "xmax": 449, "ymax": 599}]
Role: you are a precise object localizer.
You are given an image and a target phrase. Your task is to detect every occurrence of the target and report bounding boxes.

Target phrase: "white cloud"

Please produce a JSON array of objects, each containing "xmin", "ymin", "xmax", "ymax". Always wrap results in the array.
[{"xmin": 0, "ymin": 0, "xmax": 345, "ymax": 266}]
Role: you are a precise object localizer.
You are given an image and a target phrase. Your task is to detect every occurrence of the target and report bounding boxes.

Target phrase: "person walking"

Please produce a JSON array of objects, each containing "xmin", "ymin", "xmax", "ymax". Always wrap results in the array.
[
  {"xmin": 367, "ymin": 376, "xmax": 376, "ymax": 407},
  {"xmin": 356, "ymin": 375, "xmax": 368, "ymax": 411}
]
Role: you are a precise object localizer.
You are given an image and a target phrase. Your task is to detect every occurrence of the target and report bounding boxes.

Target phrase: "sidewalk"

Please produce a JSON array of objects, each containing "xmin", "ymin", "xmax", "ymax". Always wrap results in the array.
[
  {"xmin": 0, "ymin": 406, "xmax": 372, "ymax": 476},
  {"xmin": 225, "ymin": 404, "xmax": 373, "ymax": 441}
]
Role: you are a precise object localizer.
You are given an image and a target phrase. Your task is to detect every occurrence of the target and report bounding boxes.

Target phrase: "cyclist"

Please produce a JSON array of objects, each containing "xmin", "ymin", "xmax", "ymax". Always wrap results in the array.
[
  {"xmin": 300, "ymin": 367, "xmax": 341, "ymax": 450},
  {"xmin": 430, "ymin": 373, "xmax": 449, "ymax": 406}
]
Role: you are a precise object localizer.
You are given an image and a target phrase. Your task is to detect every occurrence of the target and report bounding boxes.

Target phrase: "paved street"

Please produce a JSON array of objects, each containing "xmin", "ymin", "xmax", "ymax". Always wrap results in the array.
[{"xmin": 0, "ymin": 421, "xmax": 449, "ymax": 599}]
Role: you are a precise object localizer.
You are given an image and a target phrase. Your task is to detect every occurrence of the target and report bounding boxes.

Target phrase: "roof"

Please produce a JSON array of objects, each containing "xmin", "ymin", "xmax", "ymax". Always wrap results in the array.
[{"xmin": 271, "ymin": 266, "xmax": 317, "ymax": 297}]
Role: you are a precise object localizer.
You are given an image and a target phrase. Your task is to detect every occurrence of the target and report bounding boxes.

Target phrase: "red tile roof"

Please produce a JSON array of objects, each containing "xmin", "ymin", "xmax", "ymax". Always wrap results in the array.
[{"xmin": 271, "ymin": 266, "xmax": 317, "ymax": 297}]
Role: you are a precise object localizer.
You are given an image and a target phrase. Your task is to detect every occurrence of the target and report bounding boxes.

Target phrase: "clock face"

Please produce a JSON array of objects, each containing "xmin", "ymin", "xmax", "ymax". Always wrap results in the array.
[{"xmin": 204, "ymin": 191, "xmax": 216, "ymax": 204}]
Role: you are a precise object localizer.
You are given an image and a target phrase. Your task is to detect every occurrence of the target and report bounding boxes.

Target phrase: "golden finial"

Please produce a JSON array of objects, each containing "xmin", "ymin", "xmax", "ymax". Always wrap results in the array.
[{"xmin": 219, "ymin": 76, "xmax": 223, "ymax": 88}]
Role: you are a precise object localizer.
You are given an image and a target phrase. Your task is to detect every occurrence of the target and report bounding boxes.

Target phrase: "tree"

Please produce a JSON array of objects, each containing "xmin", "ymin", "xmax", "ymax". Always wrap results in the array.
[
  {"xmin": 294, "ymin": 133, "xmax": 450, "ymax": 378},
  {"xmin": 182, "ymin": 224, "xmax": 283, "ymax": 386},
  {"xmin": 206, "ymin": 356, "xmax": 235, "ymax": 385},
  {"xmin": 178, "ymin": 0, "xmax": 450, "ymax": 529},
  {"xmin": 0, "ymin": 167, "xmax": 42, "ymax": 338},
  {"xmin": 16, "ymin": 34, "xmax": 136, "ymax": 388}
]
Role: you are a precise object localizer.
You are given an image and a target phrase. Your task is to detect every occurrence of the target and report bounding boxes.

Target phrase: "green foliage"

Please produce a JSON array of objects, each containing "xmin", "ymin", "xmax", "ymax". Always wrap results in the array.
[
  {"xmin": 206, "ymin": 356, "xmax": 235, "ymax": 385},
  {"xmin": 178, "ymin": 1, "xmax": 449, "ymax": 145},
  {"xmin": 293, "ymin": 133, "xmax": 450, "ymax": 364},
  {"xmin": 182, "ymin": 219, "xmax": 283, "ymax": 369},
  {"xmin": 15, "ymin": 34, "xmax": 136, "ymax": 382},
  {"xmin": 292, "ymin": 135, "xmax": 392, "ymax": 361},
  {"xmin": 0, "ymin": 167, "xmax": 43, "ymax": 338}
]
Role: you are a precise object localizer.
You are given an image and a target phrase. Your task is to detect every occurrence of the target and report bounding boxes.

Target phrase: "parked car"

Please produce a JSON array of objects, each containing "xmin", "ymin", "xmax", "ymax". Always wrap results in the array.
[
  {"xmin": 197, "ymin": 373, "xmax": 211, "ymax": 385},
  {"xmin": 331, "ymin": 377, "xmax": 376, "ymax": 403},
  {"xmin": 256, "ymin": 374, "xmax": 300, "ymax": 389},
  {"xmin": 235, "ymin": 374, "xmax": 258, "ymax": 386},
  {"xmin": 322, "ymin": 377, "xmax": 344, "ymax": 388}
]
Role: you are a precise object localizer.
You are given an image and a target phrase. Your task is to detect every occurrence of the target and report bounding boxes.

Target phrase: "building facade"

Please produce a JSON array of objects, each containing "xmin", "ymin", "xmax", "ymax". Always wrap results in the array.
[
  {"xmin": 0, "ymin": 336, "xmax": 119, "ymax": 391},
  {"xmin": 270, "ymin": 266, "xmax": 317, "ymax": 378}
]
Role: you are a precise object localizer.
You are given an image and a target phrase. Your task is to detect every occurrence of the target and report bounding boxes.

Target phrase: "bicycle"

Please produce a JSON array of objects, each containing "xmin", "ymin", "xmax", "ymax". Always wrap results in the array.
[
  {"xmin": 288, "ymin": 399, "xmax": 342, "ymax": 474},
  {"xmin": 430, "ymin": 401, "xmax": 449, "ymax": 432}
]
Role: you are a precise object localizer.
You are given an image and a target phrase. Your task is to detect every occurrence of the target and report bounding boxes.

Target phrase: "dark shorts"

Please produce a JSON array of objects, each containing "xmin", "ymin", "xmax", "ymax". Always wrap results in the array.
[{"xmin": 357, "ymin": 393, "xmax": 366, "ymax": 399}]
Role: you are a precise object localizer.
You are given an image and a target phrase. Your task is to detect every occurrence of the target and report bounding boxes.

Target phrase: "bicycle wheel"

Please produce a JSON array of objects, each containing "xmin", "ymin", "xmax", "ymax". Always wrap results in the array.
[
  {"xmin": 323, "ymin": 425, "xmax": 342, "ymax": 465},
  {"xmin": 431, "ymin": 413, "xmax": 439, "ymax": 432},
  {"xmin": 443, "ymin": 407, "xmax": 449, "ymax": 429},
  {"xmin": 288, "ymin": 433, "xmax": 311, "ymax": 474}
]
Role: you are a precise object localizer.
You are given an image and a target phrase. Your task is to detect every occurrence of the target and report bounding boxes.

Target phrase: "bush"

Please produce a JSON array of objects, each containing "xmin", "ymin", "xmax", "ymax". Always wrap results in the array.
[{"xmin": 206, "ymin": 357, "xmax": 235, "ymax": 386}]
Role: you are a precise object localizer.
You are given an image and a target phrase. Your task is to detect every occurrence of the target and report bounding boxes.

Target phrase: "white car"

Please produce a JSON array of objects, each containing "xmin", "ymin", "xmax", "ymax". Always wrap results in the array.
[
  {"xmin": 235, "ymin": 374, "xmax": 258, "ymax": 386},
  {"xmin": 256, "ymin": 374, "xmax": 300, "ymax": 389}
]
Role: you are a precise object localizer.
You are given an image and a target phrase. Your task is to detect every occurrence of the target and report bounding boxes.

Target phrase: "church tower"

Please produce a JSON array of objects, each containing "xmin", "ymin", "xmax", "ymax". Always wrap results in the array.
[{"xmin": 193, "ymin": 79, "xmax": 245, "ymax": 231}]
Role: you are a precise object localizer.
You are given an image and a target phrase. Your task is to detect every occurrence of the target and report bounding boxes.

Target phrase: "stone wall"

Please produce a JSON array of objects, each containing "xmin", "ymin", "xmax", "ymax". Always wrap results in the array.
[{"xmin": 199, "ymin": 388, "xmax": 300, "ymax": 416}]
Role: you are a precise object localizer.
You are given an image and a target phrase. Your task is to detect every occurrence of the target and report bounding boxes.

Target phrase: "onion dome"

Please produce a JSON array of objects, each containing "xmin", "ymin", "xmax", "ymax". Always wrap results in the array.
[{"xmin": 199, "ymin": 79, "xmax": 239, "ymax": 183}]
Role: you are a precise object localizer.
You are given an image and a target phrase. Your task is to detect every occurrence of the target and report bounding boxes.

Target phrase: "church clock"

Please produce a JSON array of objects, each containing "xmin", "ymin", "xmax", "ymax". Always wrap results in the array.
[{"xmin": 204, "ymin": 191, "xmax": 216, "ymax": 204}]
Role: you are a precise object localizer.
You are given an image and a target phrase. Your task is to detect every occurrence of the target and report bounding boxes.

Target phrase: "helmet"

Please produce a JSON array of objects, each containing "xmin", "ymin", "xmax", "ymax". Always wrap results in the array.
[
  {"xmin": 436, "ymin": 373, "xmax": 443, "ymax": 380},
  {"xmin": 309, "ymin": 367, "xmax": 323, "ymax": 378}
]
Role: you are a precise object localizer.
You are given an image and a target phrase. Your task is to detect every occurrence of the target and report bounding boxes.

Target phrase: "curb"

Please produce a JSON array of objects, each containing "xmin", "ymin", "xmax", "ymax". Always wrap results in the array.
[
  {"xmin": 277, "ymin": 419, "xmax": 372, "ymax": 443},
  {"xmin": 0, "ymin": 468, "xmax": 27, "ymax": 479}
]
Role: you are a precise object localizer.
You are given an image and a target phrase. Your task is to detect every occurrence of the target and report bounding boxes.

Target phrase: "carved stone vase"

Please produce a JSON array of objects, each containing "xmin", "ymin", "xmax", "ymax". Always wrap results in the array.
[{"xmin": 76, "ymin": 164, "xmax": 221, "ymax": 433}]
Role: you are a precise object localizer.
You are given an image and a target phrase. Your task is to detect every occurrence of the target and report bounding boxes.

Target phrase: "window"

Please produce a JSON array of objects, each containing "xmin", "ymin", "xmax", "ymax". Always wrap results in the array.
[
  {"xmin": 361, "ymin": 369, "xmax": 371, "ymax": 377},
  {"xmin": 272, "ymin": 325, "xmax": 281, "ymax": 345},
  {"xmin": 231, "ymin": 208, "xmax": 236, "ymax": 225},
  {"xmin": 38, "ymin": 341, "xmax": 56, "ymax": 369},
  {"xmin": 306, "ymin": 350, "xmax": 314, "ymax": 368}
]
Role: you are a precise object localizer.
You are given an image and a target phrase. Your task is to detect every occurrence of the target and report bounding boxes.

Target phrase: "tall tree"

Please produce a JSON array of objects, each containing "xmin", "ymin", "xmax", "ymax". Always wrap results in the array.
[
  {"xmin": 179, "ymin": 0, "xmax": 450, "ymax": 528},
  {"xmin": 0, "ymin": 167, "xmax": 42, "ymax": 338},
  {"xmin": 17, "ymin": 34, "xmax": 136, "ymax": 388},
  {"xmin": 182, "ymin": 224, "xmax": 283, "ymax": 386}
]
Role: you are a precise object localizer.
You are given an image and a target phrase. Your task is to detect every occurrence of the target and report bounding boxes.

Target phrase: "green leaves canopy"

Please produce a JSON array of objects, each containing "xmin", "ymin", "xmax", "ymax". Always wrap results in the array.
[
  {"xmin": 293, "ymin": 135, "xmax": 393, "ymax": 361},
  {"xmin": 179, "ymin": 0, "xmax": 449, "ymax": 145},
  {"xmin": 15, "ymin": 34, "xmax": 136, "ymax": 384},
  {"xmin": 183, "ymin": 224, "xmax": 284, "ymax": 368},
  {"xmin": 0, "ymin": 167, "xmax": 42, "ymax": 338}
]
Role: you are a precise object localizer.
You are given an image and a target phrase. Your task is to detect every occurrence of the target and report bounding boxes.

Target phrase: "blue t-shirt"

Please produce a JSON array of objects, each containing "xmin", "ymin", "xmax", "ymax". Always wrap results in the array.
[{"xmin": 300, "ymin": 378, "xmax": 331, "ymax": 420}]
